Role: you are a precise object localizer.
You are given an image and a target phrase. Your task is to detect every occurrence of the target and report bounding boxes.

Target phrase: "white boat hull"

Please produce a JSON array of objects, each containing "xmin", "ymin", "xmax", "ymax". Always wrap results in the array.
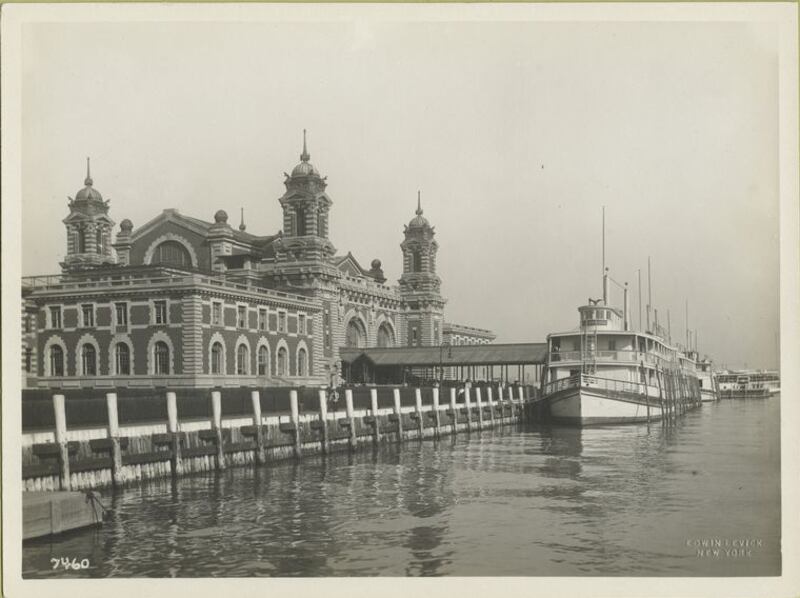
[
  {"xmin": 700, "ymin": 389, "xmax": 718, "ymax": 402},
  {"xmin": 547, "ymin": 387, "xmax": 664, "ymax": 425}
]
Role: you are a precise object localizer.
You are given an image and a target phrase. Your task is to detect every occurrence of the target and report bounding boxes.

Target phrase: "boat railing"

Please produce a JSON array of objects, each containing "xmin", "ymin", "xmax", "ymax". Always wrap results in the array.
[
  {"xmin": 548, "ymin": 350, "xmax": 666, "ymax": 365},
  {"xmin": 542, "ymin": 374, "xmax": 648, "ymax": 398}
]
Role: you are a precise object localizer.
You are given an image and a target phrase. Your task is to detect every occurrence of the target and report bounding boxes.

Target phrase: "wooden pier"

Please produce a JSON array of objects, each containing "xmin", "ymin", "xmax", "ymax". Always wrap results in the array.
[{"xmin": 23, "ymin": 491, "xmax": 105, "ymax": 540}]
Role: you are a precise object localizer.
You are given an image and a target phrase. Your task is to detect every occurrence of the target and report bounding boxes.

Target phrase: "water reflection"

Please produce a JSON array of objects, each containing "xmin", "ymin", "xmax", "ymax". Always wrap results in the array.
[{"xmin": 23, "ymin": 399, "xmax": 781, "ymax": 577}]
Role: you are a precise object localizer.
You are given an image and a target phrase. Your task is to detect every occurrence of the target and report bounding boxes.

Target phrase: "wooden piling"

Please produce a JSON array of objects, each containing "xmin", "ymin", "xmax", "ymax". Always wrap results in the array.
[
  {"xmin": 344, "ymin": 389, "xmax": 357, "ymax": 450},
  {"xmin": 486, "ymin": 387, "xmax": 496, "ymax": 425},
  {"xmin": 251, "ymin": 390, "xmax": 266, "ymax": 464},
  {"xmin": 53, "ymin": 394, "xmax": 71, "ymax": 491},
  {"xmin": 432, "ymin": 387, "xmax": 441, "ymax": 439},
  {"xmin": 370, "ymin": 388, "xmax": 381, "ymax": 444},
  {"xmin": 393, "ymin": 388, "xmax": 403, "ymax": 441},
  {"xmin": 318, "ymin": 389, "xmax": 330, "ymax": 454},
  {"xmin": 475, "ymin": 387, "xmax": 484, "ymax": 429},
  {"xmin": 414, "ymin": 388, "xmax": 424, "ymax": 438},
  {"xmin": 464, "ymin": 386, "xmax": 473, "ymax": 432},
  {"xmin": 449, "ymin": 388, "xmax": 457, "ymax": 431},
  {"xmin": 106, "ymin": 392, "xmax": 125, "ymax": 486},
  {"xmin": 289, "ymin": 390, "xmax": 302, "ymax": 458},
  {"xmin": 211, "ymin": 391, "xmax": 226, "ymax": 470},
  {"xmin": 166, "ymin": 391, "xmax": 183, "ymax": 475}
]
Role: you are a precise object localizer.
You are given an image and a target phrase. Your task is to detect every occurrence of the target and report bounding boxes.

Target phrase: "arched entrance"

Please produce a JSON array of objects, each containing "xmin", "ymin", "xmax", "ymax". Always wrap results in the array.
[
  {"xmin": 377, "ymin": 322, "xmax": 395, "ymax": 347},
  {"xmin": 345, "ymin": 318, "xmax": 367, "ymax": 348}
]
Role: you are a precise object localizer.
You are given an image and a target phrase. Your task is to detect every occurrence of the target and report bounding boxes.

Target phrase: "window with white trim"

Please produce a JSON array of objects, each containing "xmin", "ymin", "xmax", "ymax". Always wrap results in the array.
[
  {"xmin": 154, "ymin": 301, "xmax": 168, "ymax": 325},
  {"xmin": 212, "ymin": 302, "xmax": 222, "ymax": 326},
  {"xmin": 298, "ymin": 314, "xmax": 306, "ymax": 335},
  {"xmin": 49, "ymin": 306, "xmax": 62, "ymax": 329},
  {"xmin": 258, "ymin": 309, "xmax": 267, "ymax": 331},
  {"xmin": 115, "ymin": 302, "xmax": 128, "ymax": 327},
  {"xmin": 237, "ymin": 306, "xmax": 247, "ymax": 329},
  {"xmin": 278, "ymin": 311, "xmax": 287, "ymax": 333},
  {"xmin": 81, "ymin": 304, "xmax": 95, "ymax": 327}
]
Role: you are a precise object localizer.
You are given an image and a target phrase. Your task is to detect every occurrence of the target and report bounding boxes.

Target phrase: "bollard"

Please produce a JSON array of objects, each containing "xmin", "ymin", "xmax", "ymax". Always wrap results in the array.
[
  {"xmin": 211, "ymin": 391, "xmax": 226, "ymax": 470},
  {"xmin": 251, "ymin": 390, "xmax": 266, "ymax": 464},
  {"xmin": 414, "ymin": 388, "xmax": 424, "ymax": 438},
  {"xmin": 370, "ymin": 388, "xmax": 381, "ymax": 444},
  {"xmin": 52, "ymin": 394, "xmax": 71, "ymax": 491},
  {"xmin": 318, "ymin": 389, "xmax": 330, "ymax": 454},
  {"xmin": 393, "ymin": 388, "xmax": 403, "ymax": 441},
  {"xmin": 166, "ymin": 392, "xmax": 183, "ymax": 476},
  {"xmin": 432, "ymin": 387, "xmax": 441, "ymax": 439},
  {"xmin": 449, "ymin": 387, "xmax": 457, "ymax": 431},
  {"xmin": 106, "ymin": 392, "xmax": 125, "ymax": 486},
  {"xmin": 464, "ymin": 386, "xmax": 473, "ymax": 432},
  {"xmin": 344, "ymin": 389, "xmax": 357, "ymax": 450},
  {"xmin": 486, "ymin": 387, "xmax": 496, "ymax": 425},
  {"xmin": 475, "ymin": 387, "xmax": 485, "ymax": 429},
  {"xmin": 289, "ymin": 390, "xmax": 302, "ymax": 458}
]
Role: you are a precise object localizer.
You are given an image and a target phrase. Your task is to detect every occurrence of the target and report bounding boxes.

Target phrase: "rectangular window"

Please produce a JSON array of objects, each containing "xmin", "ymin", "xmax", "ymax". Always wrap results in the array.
[
  {"xmin": 50, "ymin": 306, "xmax": 61, "ymax": 328},
  {"xmin": 24, "ymin": 315, "xmax": 30, "ymax": 333},
  {"xmin": 81, "ymin": 304, "xmax": 94, "ymax": 327},
  {"xmin": 298, "ymin": 314, "xmax": 306, "ymax": 335},
  {"xmin": 258, "ymin": 308, "xmax": 267, "ymax": 331},
  {"xmin": 115, "ymin": 302, "xmax": 128, "ymax": 327},
  {"xmin": 237, "ymin": 305, "xmax": 247, "ymax": 329},
  {"xmin": 25, "ymin": 348, "xmax": 32, "ymax": 373},
  {"xmin": 412, "ymin": 328, "xmax": 418, "ymax": 346},
  {"xmin": 154, "ymin": 300, "xmax": 168, "ymax": 325},
  {"xmin": 212, "ymin": 302, "xmax": 222, "ymax": 326},
  {"xmin": 278, "ymin": 312, "xmax": 286, "ymax": 333},
  {"xmin": 608, "ymin": 339, "xmax": 616, "ymax": 351}
]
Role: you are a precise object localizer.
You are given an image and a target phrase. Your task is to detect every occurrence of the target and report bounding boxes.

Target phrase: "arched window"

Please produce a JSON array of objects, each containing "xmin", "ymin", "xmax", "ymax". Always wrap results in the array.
[
  {"xmin": 345, "ymin": 319, "xmax": 366, "ymax": 349},
  {"xmin": 377, "ymin": 323, "xmax": 395, "ymax": 347},
  {"xmin": 211, "ymin": 342, "xmax": 224, "ymax": 375},
  {"xmin": 297, "ymin": 348, "xmax": 307, "ymax": 377},
  {"xmin": 154, "ymin": 341, "xmax": 169, "ymax": 375},
  {"xmin": 96, "ymin": 228, "xmax": 103, "ymax": 254},
  {"xmin": 295, "ymin": 206, "xmax": 307, "ymax": 236},
  {"xmin": 277, "ymin": 347, "xmax": 288, "ymax": 377},
  {"xmin": 236, "ymin": 344, "xmax": 249, "ymax": 375},
  {"xmin": 50, "ymin": 345, "xmax": 64, "ymax": 377},
  {"xmin": 317, "ymin": 210, "xmax": 325, "ymax": 237},
  {"xmin": 152, "ymin": 240, "xmax": 192, "ymax": 268},
  {"xmin": 257, "ymin": 345, "xmax": 269, "ymax": 376},
  {"xmin": 81, "ymin": 344, "xmax": 97, "ymax": 376},
  {"xmin": 77, "ymin": 229, "xmax": 87, "ymax": 253},
  {"xmin": 115, "ymin": 343, "xmax": 130, "ymax": 375}
]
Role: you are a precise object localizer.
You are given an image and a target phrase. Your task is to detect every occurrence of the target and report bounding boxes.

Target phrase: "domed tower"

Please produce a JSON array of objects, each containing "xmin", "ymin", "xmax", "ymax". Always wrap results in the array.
[
  {"xmin": 399, "ymin": 193, "xmax": 446, "ymax": 346},
  {"xmin": 272, "ymin": 130, "xmax": 336, "ymax": 264},
  {"xmin": 61, "ymin": 158, "xmax": 116, "ymax": 272}
]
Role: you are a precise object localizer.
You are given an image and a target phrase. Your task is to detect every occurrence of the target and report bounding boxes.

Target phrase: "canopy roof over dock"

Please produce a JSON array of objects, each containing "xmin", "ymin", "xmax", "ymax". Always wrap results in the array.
[{"xmin": 340, "ymin": 343, "xmax": 548, "ymax": 367}]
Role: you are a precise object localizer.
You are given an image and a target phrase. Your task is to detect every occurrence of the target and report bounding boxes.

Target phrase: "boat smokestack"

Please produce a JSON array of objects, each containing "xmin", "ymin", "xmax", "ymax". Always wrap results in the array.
[
  {"xmin": 603, "ymin": 267, "xmax": 609, "ymax": 305},
  {"xmin": 623, "ymin": 282, "xmax": 629, "ymax": 331}
]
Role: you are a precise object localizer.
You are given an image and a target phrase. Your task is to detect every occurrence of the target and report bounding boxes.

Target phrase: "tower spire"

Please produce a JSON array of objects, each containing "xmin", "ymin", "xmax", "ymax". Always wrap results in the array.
[
  {"xmin": 416, "ymin": 190, "xmax": 422, "ymax": 215},
  {"xmin": 239, "ymin": 207, "xmax": 246, "ymax": 232},
  {"xmin": 85, "ymin": 157, "xmax": 93, "ymax": 186},
  {"xmin": 300, "ymin": 129, "xmax": 310, "ymax": 162}
]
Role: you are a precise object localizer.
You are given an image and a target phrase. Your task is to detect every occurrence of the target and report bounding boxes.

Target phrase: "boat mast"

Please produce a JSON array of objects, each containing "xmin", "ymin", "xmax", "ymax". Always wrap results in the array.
[
  {"xmin": 637, "ymin": 269, "xmax": 642, "ymax": 332},
  {"xmin": 646, "ymin": 256, "xmax": 652, "ymax": 332}
]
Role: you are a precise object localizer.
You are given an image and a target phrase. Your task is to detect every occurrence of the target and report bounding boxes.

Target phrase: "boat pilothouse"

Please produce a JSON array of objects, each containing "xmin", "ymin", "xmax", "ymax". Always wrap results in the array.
[{"xmin": 540, "ymin": 270, "xmax": 702, "ymax": 425}]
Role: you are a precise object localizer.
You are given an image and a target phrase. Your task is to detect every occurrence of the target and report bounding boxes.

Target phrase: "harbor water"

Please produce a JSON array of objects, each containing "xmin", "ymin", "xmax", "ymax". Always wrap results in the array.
[{"xmin": 23, "ymin": 397, "xmax": 781, "ymax": 577}]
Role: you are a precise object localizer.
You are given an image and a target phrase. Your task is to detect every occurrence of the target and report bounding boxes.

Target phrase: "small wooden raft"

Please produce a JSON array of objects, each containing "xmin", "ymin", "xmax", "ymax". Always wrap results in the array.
[{"xmin": 23, "ymin": 491, "xmax": 105, "ymax": 540}]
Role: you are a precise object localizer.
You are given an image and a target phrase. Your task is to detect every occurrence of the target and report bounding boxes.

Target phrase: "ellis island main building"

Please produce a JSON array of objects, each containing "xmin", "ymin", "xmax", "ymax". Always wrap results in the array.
[{"xmin": 22, "ymin": 134, "xmax": 494, "ymax": 389}]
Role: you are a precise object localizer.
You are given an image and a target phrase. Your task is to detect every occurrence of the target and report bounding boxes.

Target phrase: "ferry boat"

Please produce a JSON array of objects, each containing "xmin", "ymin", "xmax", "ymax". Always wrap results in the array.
[
  {"xmin": 693, "ymin": 354, "xmax": 719, "ymax": 402},
  {"xmin": 539, "ymin": 271, "xmax": 702, "ymax": 425},
  {"xmin": 716, "ymin": 370, "xmax": 778, "ymax": 398}
]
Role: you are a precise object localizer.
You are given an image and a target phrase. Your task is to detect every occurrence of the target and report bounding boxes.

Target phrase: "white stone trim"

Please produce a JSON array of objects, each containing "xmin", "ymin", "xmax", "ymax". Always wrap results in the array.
[
  {"xmin": 234, "ymin": 334, "xmax": 252, "ymax": 375},
  {"xmin": 142, "ymin": 232, "xmax": 198, "ymax": 268},
  {"xmin": 43, "ymin": 335, "xmax": 67, "ymax": 377},
  {"xmin": 76, "ymin": 333, "xmax": 101, "ymax": 376},
  {"xmin": 108, "ymin": 333, "xmax": 135, "ymax": 376},
  {"xmin": 275, "ymin": 338, "xmax": 290, "ymax": 377},
  {"xmin": 295, "ymin": 339, "xmax": 310, "ymax": 377},
  {"xmin": 208, "ymin": 331, "xmax": 227, "ymax": 375},
  {"xmin": 256, "ymin": 336, "xmax": 271, "ymax": 378},
  {"xmin": 147, "ymin": 330, "xmax": 175, "ymax": 376}
]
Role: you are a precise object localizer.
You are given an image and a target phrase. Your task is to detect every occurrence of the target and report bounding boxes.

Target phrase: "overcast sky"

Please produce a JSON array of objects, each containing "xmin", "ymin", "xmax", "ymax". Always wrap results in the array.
[{"xmin": 20, "ymin": 17, "xmax": 780, "ymax": 369}]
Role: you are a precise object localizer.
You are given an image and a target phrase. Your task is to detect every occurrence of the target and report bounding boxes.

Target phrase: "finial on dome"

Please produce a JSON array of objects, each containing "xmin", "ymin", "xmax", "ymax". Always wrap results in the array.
[
  {"xmin": 239, "ymin": 207, "xmax": 246, "ymax": 232},
  {"xmin": 300, "ymin": 129, "xmax": 310, "ymax": 162},
  {"xmin": 416, "ymin": 190, "xmax": 423, "ymax": 216},
  {"xmin": 85, "ymin": 157, "xmax": 93, "ymax": 186}
]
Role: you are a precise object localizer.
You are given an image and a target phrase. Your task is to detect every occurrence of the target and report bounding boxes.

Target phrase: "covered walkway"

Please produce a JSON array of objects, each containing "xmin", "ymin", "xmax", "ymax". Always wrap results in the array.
[{"xmin": 340, "ymin": 343, "xmax": 548, "ymax": 386}]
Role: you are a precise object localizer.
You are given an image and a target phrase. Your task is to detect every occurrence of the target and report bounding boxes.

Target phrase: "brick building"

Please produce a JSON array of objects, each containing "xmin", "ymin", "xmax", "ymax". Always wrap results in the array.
[{"xmin": 22, "ymin": 134, "xmax": 494, "ymax": 389}]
